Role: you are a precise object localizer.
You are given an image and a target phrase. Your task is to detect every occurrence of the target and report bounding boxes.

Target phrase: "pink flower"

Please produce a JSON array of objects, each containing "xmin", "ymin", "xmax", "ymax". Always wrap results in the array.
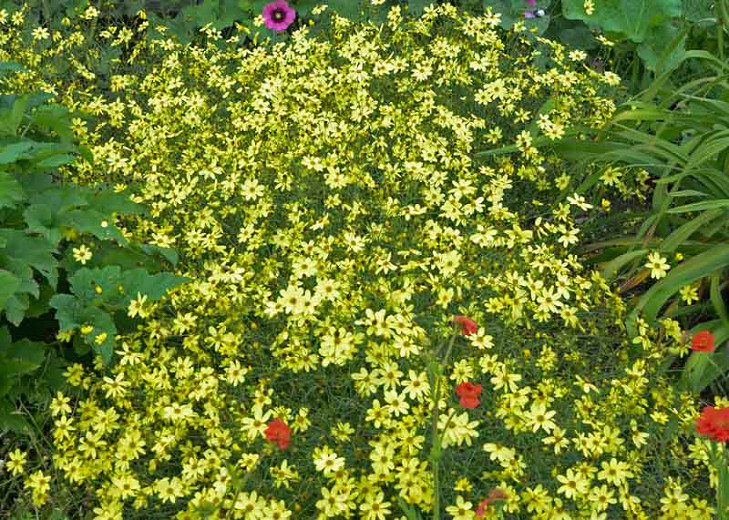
[
  {"xmin": 526, "ymin": 0, "xmax": 537, "ymax": 5},
  {"xmin": 262, "ymin": 1, "xmax": 296, "ymax": 33}
]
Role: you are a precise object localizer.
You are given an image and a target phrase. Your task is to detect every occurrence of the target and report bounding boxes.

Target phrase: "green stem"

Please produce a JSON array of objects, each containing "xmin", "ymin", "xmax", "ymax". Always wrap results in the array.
[
  {"xmin": 711, "ymin": 442, "xmax": 729, "ymax": 519},
  {"xmin": 430, "ymin": 331, "xmax": 457, "ymax": 520}
]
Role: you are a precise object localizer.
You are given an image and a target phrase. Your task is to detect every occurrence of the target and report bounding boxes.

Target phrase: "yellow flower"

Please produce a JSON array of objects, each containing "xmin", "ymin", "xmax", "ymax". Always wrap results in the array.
[
  {"xmin": 645, "ymin": 252, "xmax": 671, "ymax": 279},
  {"xmin": 72, "ymin": 244, "xmax": 93, "ymax": 265},
  {"xmin": 24, "ymin": 470, "xmax": 51, "ymax": 506},
  {"xmin": 445, "ymin": 495, "xmax": 474, "ymax": 520},
  {"xmin": 127, "ymin": 292, "xmax": 149, "ymax": 318},
  {"xmin": 524, "ymin": 403, "xmax": 557, "ymax": 433},
  {"xmin": 6, "ymin": 448, "xmax": 27, "ymax": 476},
  {"xmin": 557, "ymin": 468, "xmax": 590, "ymax": 499},
  {"xmin": 359, "ymin": 491, "xmax": 391, "ymax": 520},
  {"xmin": 598, "ymin": 458, "xmax": 634, "ymax": 486}
]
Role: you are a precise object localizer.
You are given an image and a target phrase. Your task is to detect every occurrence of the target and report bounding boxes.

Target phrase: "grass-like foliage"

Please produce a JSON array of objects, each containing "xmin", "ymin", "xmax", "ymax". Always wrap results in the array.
[{"xmin": 0, "ymin": 2, "xmax": 718, "ymax": 519}]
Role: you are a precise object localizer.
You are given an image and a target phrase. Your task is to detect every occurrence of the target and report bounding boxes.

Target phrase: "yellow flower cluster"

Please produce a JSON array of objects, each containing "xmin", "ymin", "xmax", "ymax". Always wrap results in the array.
[{"xmin": 0, "ymin": 3, "xmax": 713, "ymax": 519}]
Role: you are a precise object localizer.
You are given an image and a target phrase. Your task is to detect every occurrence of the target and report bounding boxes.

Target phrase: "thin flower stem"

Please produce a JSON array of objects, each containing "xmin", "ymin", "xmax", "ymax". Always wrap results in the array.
[{"xmin": 431, "ymin": 331, "xmax": 457, "ymax": 520}]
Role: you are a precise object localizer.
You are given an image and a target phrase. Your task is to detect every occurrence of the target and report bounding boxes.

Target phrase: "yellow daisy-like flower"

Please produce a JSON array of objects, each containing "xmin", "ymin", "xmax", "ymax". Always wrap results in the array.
[
  {"xmin": 6, "ymin": 448, "xmax": 27, "ymax": 476},
  {"xmin": 645, "ymin": 252, "xmax": 671, "ymax": 279},
  {"xmin": 72, "ymin": 244, "xmax": 93, "ymax": 265}
]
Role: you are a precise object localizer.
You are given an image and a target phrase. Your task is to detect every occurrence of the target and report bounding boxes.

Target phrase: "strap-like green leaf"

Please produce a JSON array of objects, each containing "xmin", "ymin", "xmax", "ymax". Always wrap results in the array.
[{"xmin": 629, "ymin": 244, "xmax": 729, "ymax": 324}]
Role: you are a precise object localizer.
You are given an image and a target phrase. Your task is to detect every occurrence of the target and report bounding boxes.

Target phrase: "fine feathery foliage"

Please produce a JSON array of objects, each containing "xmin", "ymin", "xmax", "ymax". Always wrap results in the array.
[{"xmin": 0, "ymin": 2, "xmax": 719, "ymax": 519}]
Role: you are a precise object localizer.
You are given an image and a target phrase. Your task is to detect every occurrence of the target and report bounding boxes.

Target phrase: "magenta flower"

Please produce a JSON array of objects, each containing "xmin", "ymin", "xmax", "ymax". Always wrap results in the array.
[
  {"xmin": 526, "ymin": 0, "xmax": 537, "ymax": 5},
  {"xmin": 262, "ymin": 0, "xmax": 296, "ymax": 33}
]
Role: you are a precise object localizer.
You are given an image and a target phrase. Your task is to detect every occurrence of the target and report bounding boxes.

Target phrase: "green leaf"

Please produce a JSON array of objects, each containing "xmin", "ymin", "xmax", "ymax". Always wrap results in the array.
[
  {"xmin": 0, "ymin": 62, "xmax": 28, "ymax": 76},
  {"xmin": 659, "ymin": 209, "xmax": 724, "ymax": 252},
  {"xmin": 637, "ymin": 22, "xmax": 686, "ymax": 73},
  {"xmin": 666, "ymin": 199, "xmax": 729, "ymax": 213},
  {"xmin": 29, "ymin": 184, "xmax": 88, "ymax": 210},
  {"xmin": 62, "ymin": 208, "xmax": 128, "ymax": 245},
  {"xmin": 68, "ymin": 266, "xmax": 122, "ymax": 304},
  {"xmin": 600, "ymin": 249, "xmax": 648, "ymax": 281},
  {"xmin": 682, "ymin": 322, "xmax": 729, "ymax": 393},
  {"xmin": 0, "ymin": 270, "xmax": 21, "ymax": 309},
  {"xmin": 87, "ymin": 189, "xmax": 145, "ymax": 216},
  {"xmin": 49, "ymin": 294, "xmax": 82, "ymax": 332},
  {"xmin": 121, "ymin": 268, "xmax": 189, "ymax": 301},
  {"xmin": 0, "ymin": 171, "xmax": 26, "ymax": 209},
  {"xmin": 629, "ymin": 244, "xmax": 729, "ymax": 325},
  {"xmin": 29, "ymin": 104, "xmax": 74, "ymax": 144},
  {"xmin": 710, "ymin": 274, "xmax": 729, "ymax": 326},
  {"xmin": 23, "ymin": 204, "xmax": 63, "ymax": 246},
  {"xmin": 562, "ymin": 0, "xmax": 682, "ymax": 43},
  {"xmin": 0, "ymin": 397, "xmax": 30, "ymax": 433},
  {"xmin": 0, "ymin": 229, "xmax": 58, "ymax": 288},
  {"xmin": 0, "ymin": 142, "xmax": 34, "ymax": 165},
  {"xmin": 139, "ymin": 244, "xmax": 179, "ymax": 266}
]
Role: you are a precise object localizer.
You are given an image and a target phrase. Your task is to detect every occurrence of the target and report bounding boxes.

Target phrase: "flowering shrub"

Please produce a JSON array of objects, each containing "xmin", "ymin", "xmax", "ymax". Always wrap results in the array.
[{"xmin": 0, "ymin": 2, "xmax": 717, "ymax": 518}]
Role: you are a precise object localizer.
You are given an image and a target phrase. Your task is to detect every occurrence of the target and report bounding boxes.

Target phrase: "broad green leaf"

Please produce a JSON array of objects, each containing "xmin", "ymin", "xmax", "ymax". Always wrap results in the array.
[
  {"xmin": 49, "ymin": 294, "xmax": 83, "ymax": 332},
  {"xmin": 3, "ymin": 293, "xmax": 30, "ymax": 326},
  {"xmin": 29, "ymin": 103, "xmax": 74, "ymax": 144},
  {"xmin": 2, "ymin": 338, "xmax": 46, "ymax": 367},
  {"xmin": 0, "ymin": 62, "xmax": 28, "ymax": 75},
  {"xmin": 139, "ymin": 243, "xmax": 179, "ymax": 266},
  {"xmin": 63, "ymin": 208, "xmax": 128, "ymax": 245},
  {"xmin": 0, "ymin": 142, "xmax": 34, "ymax": 165},
  {"xmin": 0, "ymin": 357, "xmax": 39, "ymax": 379},
  {"xmin": 68, "ymin": 266, "xmax": 123, "ymax": 304},
  {"xmin": 0, "ymin": 397, "xmax": 29, "ymax": 433},
  {"xmin": 78, "ymin": 307, "xmax": 116, "ymax": 364},
  {"xmin": 87, "ymin": 189, "xmax": 145, "ymax": 216},
  {"xmin": 0, "ymin": 171, "xmax": 25, "ymax": 209},
  {"xmin": 562, "ymin": 0, "xmax": 682, "ymax": 43},
  {"xmin": 121, "ymin": 269, "xmax": 189, "ymax": 301},
  {"xmin": 23, "ymin": 204, "xmax": 63, "ymax": 246},
  {"xmin": 0, "ymin": 270, "xmax": 20, "ymax": 309},
  {"xmin": 34, "ymin": 153, "xmax": 76, "ymax": 169},
  {"xmin": 29, "ymin": 184, "xmax": 88, "ymax": 210},
  {"xmin": 0, "ymin": 229, "xmax": 58, "ymax": 288},
  {"xmin": 637, "ymin": 22, "xmax": 686, "ymax": 73}
]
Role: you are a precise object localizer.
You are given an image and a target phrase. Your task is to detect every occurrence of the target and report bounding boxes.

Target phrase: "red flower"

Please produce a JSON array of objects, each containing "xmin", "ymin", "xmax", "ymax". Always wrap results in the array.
[
  {"xmin": 453, "ymin": 316, "xmax": 478, "ymax": 336},
  {"xmin": 265, "ymin": 418, "xmax": 291, "ymax": 449},
  {"xmin": 455, "ymin": 382, "xmax": 482, "ymax": 409},
  {"xmin": 476, "ymin": 489, "xmax": 508, "ymax": 516},
  {"xmin": 692, "ymin": 330, "xmax": 715, "ymax": 353},
  {"xmin": 696, "ymin": 406, "xmax": 729, "ymax": 442}
]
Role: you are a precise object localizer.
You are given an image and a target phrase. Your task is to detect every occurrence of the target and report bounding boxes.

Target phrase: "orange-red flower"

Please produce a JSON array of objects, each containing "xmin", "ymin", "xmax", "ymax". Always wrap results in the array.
[
  {"xmin": 476, "ymin": 488, "xmax": 508, "ymax": 516},
  {"xmin": 692, "ymin": 330, "xmax": 715, "ymax": 352},
  {"xmin": 265, "ymin": 418, "xmax": 291, "ymax": 449},
  {"xmin": 455, "ymin": 381, "xmax": 482, "ymax": 408},
  {"xmin": 453, "ymin": 316, "xmax": 478, "ymax": 336},
  {"xmin": 696, "ymin": 406, "xmax": 729, "ymax": 442}
]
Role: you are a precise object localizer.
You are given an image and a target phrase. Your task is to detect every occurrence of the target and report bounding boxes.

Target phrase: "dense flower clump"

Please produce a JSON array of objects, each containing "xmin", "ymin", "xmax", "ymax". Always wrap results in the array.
[{"xmin": 0, "ymin": 2, "xmax": 718, "ymax": 518}]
